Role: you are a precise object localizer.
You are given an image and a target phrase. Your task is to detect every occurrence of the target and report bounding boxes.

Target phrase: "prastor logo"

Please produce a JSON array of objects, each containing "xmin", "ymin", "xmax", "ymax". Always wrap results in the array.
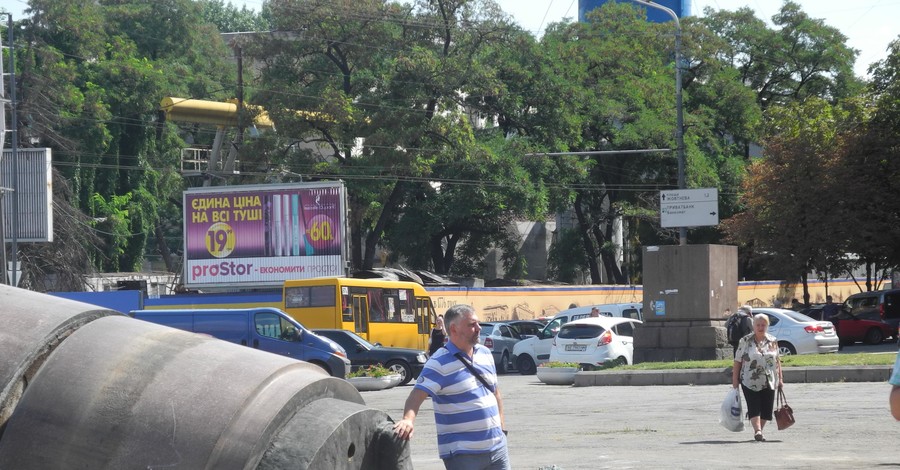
[{"xmin": 191, "ymin": 261, "xmax": 255, "ymax": 280}]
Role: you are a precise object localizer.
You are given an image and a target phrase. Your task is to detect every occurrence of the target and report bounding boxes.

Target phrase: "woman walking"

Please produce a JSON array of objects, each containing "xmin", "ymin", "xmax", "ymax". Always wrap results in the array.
[
  {"xmin": 731, "ymin": 313, "xmax": 784, "ymax": 442},
  {"xmin": 427, "ymin": 315, "xmax": 446, "ymax": 357}
]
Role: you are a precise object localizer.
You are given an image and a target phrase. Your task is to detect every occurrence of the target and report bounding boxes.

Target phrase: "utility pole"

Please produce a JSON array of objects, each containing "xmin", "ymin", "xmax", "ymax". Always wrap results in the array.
[
  {"xmin": 1, "ymin": 14, "xmax": 19, "ymax": 284},
  {"xmin": 631, "ymin": 0, "xmax": 686, "ymax": 245}
]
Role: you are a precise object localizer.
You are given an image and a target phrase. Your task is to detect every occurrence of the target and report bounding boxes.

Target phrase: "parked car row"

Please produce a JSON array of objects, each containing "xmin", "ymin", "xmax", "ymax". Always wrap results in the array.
[
  {"xmin": 512, "ymin": 303, "xmax": 645, "ymax": 374},
  {"xmin": 478, "ymin": 320, "xmax": 546, "ymax": 373},
  {"xmin": 798, "ymin": 289, "xmax": 900, "ymax": 345}
]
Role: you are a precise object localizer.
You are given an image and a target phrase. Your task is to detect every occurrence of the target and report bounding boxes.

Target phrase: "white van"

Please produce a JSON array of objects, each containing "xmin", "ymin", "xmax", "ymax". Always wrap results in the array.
[{"xmin": 511, "ymin": 303, "xmax": 642, "ymax": 375}]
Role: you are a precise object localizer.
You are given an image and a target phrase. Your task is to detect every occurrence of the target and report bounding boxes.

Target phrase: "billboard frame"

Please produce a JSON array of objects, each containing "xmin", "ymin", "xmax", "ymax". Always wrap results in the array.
[{"xmin": 182, "ymin": 181, "xmax": 349, "ymax": 289}]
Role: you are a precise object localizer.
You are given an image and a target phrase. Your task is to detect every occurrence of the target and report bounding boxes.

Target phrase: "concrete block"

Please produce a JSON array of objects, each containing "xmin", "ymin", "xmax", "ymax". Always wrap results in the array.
[
  {"xmin": 803, "ymin": 366, "xmax": 891, "ymax": 383},
  {"xmin": 662, "ymin": 368, "xmax": 731, "ymax": 386},
  {"xmin": 659, "ymin": 327, "xmax": 690, "ymax": 348},
  {"xmin": 574, "ymin": 370, "xmax": 665, "ymax": 387},
  {"xmin": 688, "ymin": 326, "xmax": 727, "ymax": 348},
  {"xmin": 633, "ymin": 325, "xmax": 660, "ymax": 348}
]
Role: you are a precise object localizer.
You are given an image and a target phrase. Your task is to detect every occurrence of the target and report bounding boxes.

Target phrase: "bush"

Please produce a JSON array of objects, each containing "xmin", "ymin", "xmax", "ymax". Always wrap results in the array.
[{"xmin": 348, "ymin": 364, "xmax": 393, "ymax": 378}]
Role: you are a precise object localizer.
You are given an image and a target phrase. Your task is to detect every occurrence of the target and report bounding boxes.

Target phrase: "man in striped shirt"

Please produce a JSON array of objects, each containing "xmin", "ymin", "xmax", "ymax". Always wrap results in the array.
[{"xmin": 393, "ymin": 304, "xmax": 510, "ymax": 469}]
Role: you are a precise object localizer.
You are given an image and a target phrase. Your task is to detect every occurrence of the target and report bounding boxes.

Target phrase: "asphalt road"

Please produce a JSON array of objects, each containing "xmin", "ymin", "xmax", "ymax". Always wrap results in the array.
[{"xmin": 364, "ymin": 366, "xmax": 900, "ymax": 469}]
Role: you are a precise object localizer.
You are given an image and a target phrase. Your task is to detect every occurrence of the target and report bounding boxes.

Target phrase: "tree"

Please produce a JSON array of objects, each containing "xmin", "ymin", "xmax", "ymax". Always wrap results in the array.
[
  {"xmin": 246, "ymin": 0, "xmax": 541, "ymax": 273},
  {"xmin": 837, "ymin": 39, "xmax": 900, "ymax": 290},
  {"xmin": 700, "ymin": 2, "xmax": 860, "ymax": 111},
  {"xmin": 723, "ymin": 98, "xmax": 853, "ymax": 303},
  {"xmin": 15, "ymin": 0, "xmax": 234, "ymax": 278}
]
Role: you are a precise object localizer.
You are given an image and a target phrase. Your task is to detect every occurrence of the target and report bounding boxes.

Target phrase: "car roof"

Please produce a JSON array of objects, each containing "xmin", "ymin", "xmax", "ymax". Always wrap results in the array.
[
  {"xmin": 551, "ymin": 303, "xmax": 642, "ymax": 319},
  {"xmin": 562, "ymin": 317, "xmax": 642, "ymax": 328},
  {"xmin": 753, "ymin": 307, "xmax": 824, "ymax": 323}
]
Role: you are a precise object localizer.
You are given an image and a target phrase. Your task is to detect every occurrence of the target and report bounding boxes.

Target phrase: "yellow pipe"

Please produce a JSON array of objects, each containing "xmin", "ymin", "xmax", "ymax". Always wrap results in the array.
[{"xmin": 160, "ymin": 97, "xmax": 275, "ymax": 128}]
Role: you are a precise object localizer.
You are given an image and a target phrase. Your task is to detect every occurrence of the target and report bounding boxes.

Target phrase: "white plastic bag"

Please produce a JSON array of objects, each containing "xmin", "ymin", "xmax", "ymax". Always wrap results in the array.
[{"xmin": 719, "ymin": 387, "xmax": 744, "ymax": 432}]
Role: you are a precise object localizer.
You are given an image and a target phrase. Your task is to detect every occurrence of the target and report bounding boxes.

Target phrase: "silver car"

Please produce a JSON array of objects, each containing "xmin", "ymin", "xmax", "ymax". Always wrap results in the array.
[
  {"xmin": 752, "ymin": 308, "xmax": 840, "ymax": 355},
  {"xmin": 479, "ymin": 322, "xmax": 523, "ymax": 374}
]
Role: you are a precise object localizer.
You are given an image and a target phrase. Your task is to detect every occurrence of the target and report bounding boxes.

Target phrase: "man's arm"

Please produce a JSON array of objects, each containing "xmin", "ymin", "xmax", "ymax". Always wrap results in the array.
[
  {"xmin": 393, "ymin": 388, "xmax": 429, "ymax": 440},
  {"xmin": 891, "ymin": 386, "xmax": 900, "ymax": 420},
  {"xmin": 494, "ymin": 386, "xmax": 506, "ymax": 432}
]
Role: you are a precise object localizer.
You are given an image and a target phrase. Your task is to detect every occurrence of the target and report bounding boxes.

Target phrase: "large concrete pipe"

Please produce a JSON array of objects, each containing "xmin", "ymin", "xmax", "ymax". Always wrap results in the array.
[
  {"xmin": 0, "ymin": 285, "xmax": 119, "ymax": 435},
  {"xmin": 0, "ymin": 315, "xmax": 410, "ymax": 469}
]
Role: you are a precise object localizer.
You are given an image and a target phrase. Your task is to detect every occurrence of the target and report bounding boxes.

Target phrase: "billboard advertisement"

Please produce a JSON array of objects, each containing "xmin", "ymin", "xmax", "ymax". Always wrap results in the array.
[{"xmin": 183, "ymin": 182, "xmax": 348, "ymax": 288}]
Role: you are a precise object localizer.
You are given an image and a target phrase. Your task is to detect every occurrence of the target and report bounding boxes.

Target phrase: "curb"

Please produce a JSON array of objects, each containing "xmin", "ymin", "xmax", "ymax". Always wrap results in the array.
[{"xmin": 573, "ymin": 365, "xmax": 892, "ymax": 387}]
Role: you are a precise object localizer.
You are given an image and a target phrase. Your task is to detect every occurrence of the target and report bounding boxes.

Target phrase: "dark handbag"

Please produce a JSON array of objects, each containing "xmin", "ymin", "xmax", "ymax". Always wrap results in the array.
[{"xmin": 774, "ymin": 388, "xmax": 795, "ymax": 430}]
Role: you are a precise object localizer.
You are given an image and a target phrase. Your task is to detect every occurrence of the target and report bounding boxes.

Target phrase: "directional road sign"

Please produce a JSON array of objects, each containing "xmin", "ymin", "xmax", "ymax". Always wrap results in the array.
[{"xmin": 659, "ymin": 188, "xmax": 719, "ymax": 228}]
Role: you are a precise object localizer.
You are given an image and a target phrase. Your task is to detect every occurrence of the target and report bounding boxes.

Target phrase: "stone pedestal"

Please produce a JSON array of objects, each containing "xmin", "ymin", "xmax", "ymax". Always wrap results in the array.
[{"xmin": 635, "ymin": 244, "xmax": 737, "ymax": 363}]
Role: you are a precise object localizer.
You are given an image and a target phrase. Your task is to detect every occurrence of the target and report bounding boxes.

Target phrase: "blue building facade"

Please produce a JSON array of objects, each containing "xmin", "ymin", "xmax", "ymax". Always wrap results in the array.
[{"xmin": 579, "ymin": 0, "xmax": 692, "ymax": 23}]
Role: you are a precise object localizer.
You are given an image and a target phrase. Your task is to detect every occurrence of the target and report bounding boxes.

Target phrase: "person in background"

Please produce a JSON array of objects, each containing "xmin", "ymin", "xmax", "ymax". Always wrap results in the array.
[
  {"xmin": 590, "ymin": 307, "xmax": 600, "ymax": 317},
  {"xmin": 790, "ymin": 298, "xmax": 804, "ymax": 311},
  {"xmin": 394, "ymin": 304, "xmax": 509, "ymax": 470},
  {"xmin": 427, "ymin": 315, "xmax": 446, "ymax": 357},
  {"xmin": 727, "ymin": 305, "xmax": 754, "ymax": 358},
  {"xmin": 732, "ymin": 314, "xmax": 784, "ymax": 442},
  {"xmin": 889, "ymin": 349, "xmax": 900, "ymax": 420},
  {"xmin": 822, "ymin": 295, "xmax": 840, "ymax": 321}
]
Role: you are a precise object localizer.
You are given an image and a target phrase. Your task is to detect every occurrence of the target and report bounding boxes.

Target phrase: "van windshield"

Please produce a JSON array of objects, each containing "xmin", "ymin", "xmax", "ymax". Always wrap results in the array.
[{"xmin": 255, "ymin": 312, "xmax": 300, "ymax": 341}]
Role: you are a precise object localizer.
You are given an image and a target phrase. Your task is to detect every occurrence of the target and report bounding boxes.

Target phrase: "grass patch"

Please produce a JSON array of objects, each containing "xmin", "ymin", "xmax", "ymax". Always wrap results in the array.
[{"xmin": 617, "ymin": 353, "xmax": 896, "ymax": 371}]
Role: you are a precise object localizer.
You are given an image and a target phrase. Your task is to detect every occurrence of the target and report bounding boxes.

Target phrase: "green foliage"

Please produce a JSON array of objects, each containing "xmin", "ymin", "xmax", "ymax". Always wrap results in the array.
[
  {"xmin": 17, "ymin": 0, "xmax": 234, "ymax": 277},
  {"xmin": 539, "ymin": 361, "xmax": 580, "ymax": 369},
  {"xmin": 348, "ymin": 364, "xmax": 393, "ymax": 378}
]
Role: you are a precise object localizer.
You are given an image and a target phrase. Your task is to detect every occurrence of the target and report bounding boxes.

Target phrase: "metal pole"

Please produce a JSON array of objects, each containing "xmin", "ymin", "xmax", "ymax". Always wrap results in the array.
[
  {"xmin": 631, "ymin": 1, "xmax": 686, "ymax": 245},
  {"xmin": 6, "ymin": 15, "xmax": 18, "ymax": 283}
]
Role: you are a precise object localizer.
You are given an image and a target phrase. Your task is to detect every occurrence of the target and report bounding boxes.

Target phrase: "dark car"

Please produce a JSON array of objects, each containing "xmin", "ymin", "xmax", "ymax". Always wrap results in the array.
[
  {"xmin": 313, "ymin": 329, "xmax": 427, "ymax": 386},
  {"xmin": 843, "ymin": 289, "xmax": 900, "ymax": 329},
  {"xmin": 502, "ymin": 320, "xmax": 545, "ymax": 338},
  {"xmin": 829, "ymin": 310, "xmax": 897, "ymax": 345}
]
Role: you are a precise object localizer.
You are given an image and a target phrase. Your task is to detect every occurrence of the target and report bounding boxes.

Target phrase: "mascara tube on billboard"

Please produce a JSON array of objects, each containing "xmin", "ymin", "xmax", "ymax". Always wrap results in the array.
[
  {"xmin": 264, "ymin": 194, "xmax": 272, "ymax": 257},
  {"xmin": 291, "ymin": 193, "xmax": 301, "ymax": 256},
  {"xmin": 272, "ymin": 194, "xmax": 283, "ymax": 257},
  {"xmin": 281, "ymin": 194, "xmax": 291, "ymax": 256}
]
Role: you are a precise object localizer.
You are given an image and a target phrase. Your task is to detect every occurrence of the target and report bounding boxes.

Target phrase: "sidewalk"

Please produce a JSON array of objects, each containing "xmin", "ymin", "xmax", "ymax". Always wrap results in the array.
[{"xmin": 574, "ymin": 365, "xmax": 892, "ymax": 386}]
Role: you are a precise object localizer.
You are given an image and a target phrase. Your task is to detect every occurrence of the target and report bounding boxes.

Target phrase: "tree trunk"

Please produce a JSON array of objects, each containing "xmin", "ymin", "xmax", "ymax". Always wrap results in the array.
[
  {"xmin": 155, "ymin": 225, "xmax": 175, "ymax": 273},
  {"xmin": 592, "ymin": 222, "xmax": 626, "ymax": 284},
  {"xmin": 362, "ymin": 181, "xmax": 405, "ymax": 270},
  {"xmin": 801, "ymin": 271, "xmax": 810, "ymax": 306},
  {"xmin": 573, "ymin": 192, "xmax": 601, "ymax": 284}
]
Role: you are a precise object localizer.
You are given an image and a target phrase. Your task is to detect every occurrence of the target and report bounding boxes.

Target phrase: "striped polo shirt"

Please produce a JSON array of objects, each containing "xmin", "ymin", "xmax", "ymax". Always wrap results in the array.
[{"xmin": 413, "ymin": 341, "xmax": 505, "ymax": 459}]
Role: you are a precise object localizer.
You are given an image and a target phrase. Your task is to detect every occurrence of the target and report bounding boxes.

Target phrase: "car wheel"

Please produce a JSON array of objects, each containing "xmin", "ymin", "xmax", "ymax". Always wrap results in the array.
[
  {"xmin": 386, "ymin": 360, "xmax": 413, "ymax": 386},
  {"xmin": 517, "ymin": 355, "xmax": 536, "ymax": 375},
  {"xmin": 864, "ymin": 327, "xmax": 885, "ymax": 345},
  {"xmin": 309, "ymin": 360, "xmax": 332, "ymax": 377},
  {"xmin": 777, "ymin": 341, "xmax": 797, "ymax": 356},
  {"xmin": 497, "ymin": 352, "xmax": 509, "ymax": 374}
]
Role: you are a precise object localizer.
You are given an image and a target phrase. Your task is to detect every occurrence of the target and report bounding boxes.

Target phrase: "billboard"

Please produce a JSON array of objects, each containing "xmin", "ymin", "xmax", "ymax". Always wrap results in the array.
[
  {"xmin": 1, "ymin": 148, "xmax": 53, "ymax": 242},
  {"xmin": 183, "ymin": 182, "xmax": 348, "ymax": 288}
]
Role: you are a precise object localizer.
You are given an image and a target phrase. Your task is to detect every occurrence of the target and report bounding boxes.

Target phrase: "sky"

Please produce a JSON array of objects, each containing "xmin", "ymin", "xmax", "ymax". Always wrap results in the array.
[{"xmin": 1, "ymin": 0, "xmax": 896, "ymax": 76}]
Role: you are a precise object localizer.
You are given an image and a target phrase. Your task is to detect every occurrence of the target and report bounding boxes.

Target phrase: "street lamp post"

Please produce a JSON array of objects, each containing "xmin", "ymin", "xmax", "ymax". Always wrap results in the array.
[{"xmin": 631, "ymin": 0, "xmax": 686, "ymax": 245}]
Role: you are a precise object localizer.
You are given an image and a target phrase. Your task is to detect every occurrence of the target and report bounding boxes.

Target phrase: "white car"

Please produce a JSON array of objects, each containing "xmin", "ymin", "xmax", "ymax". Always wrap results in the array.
[
  {"xmin": 549, "ymin": 317, "xmax": 642, "ymax": 369},
  {"xmin": 751, "ymin": 308, "xmax": 839, "ymax": 355},
  {"xmin": 512, "ymin": 303, "xmax": 643, "ymax": 375}
]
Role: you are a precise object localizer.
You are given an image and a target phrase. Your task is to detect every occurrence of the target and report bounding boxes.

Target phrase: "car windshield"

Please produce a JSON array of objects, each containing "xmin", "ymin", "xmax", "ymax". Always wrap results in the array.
[
  {"xmin": 319, "ymin": 330, "xmax": 372, "ymax": 350},
  {"xmin": 479, "ymin": 323, "xmax": 493, "ymax": 336},
  {"xmin": 558, "ymin": 324, "xmax": 605, "ymax": 340}
]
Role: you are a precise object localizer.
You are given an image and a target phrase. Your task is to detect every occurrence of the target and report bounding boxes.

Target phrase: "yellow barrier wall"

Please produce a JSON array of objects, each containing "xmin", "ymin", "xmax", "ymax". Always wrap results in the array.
[{"xmin": 426, "ymin": 278, "xmax": 873, "ymax": 321}]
